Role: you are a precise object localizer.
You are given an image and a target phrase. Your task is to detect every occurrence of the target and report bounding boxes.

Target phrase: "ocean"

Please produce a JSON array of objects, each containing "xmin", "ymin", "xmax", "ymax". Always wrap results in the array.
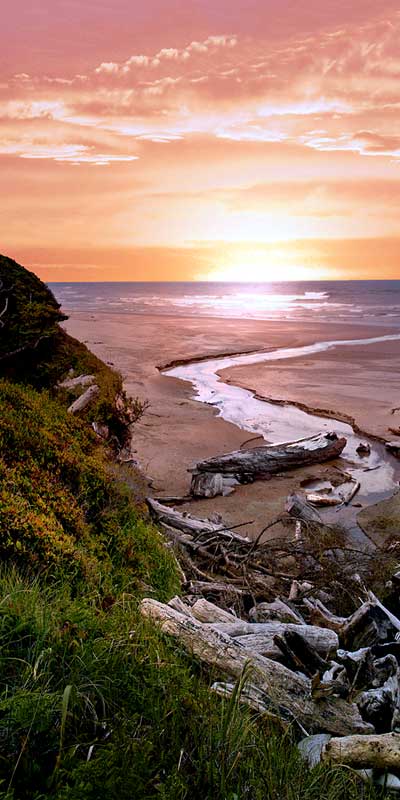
[{"xmin": 50, "ymin": 280, "xmax": 400, "ymax": 327}]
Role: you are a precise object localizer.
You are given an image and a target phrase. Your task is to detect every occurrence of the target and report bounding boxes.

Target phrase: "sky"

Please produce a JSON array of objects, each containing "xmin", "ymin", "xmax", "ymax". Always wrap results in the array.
[{"xmin": 2, "ymin": 0, "xmax": 400, "ymax": 281}]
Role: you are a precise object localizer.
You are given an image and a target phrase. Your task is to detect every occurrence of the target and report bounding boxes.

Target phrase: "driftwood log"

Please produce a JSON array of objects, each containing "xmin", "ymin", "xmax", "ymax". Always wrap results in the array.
[
  {"xmin": 190, "ymin": 598, "xmax": 238, "ymax": 624},
  {"xmin": 322, "ymin": 732, "xmax": 400, "ymax": 770},
  {"xmin": 190, "ymin": 432, "xmax": 347, "ymax": 492},
  {"xmin": 141, "ymin": 598, "xmax": 372, "ymax": 735},
  {"xmin": 306, "ymin": 493, "xmax": 342, "ymax": 507},
  {"xmin": 205, "ymin": 620, "xmax": 339, "ymax": 660},
  {"xmin": 59, "ymin": 373, "xmax": 94, "ymax": 390},
  {"xmin": 304, "ymin": 595, "xmax": 400, "ymax": 649},
  {"xmin": 147, "ymin": 498, "xmax": 251, "ymax": 543},
  {"xmin": 67, "ymin": 384, "xmax": 100, "ymax": 414}
]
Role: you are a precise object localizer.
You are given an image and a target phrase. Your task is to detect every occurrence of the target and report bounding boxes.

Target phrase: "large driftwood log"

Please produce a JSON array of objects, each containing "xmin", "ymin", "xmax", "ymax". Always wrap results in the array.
[
  {"xmin": 190, "ymin": 432, "xmax": 347, "ymax": 485},
  {"xmin": 322, "ymin": 732, "xmax": 400, "ymax": 769},
  {"xmin": 207, "ymin": 620, "xmax": 339, "ymax": 659},
  {"xmin": 141, "ymin": 599, "xmax": 372, "ymax": 735}
]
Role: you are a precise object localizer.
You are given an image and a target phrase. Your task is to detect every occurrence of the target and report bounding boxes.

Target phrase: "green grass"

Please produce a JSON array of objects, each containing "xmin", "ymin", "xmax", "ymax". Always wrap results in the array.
[{"xmin": 0, "ymin": 570, "xmax": 385, "ymax": 800}]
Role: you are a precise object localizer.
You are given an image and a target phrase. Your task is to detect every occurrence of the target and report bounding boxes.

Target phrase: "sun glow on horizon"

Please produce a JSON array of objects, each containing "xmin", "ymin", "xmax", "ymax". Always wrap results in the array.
[{"xmin": 201, "ymin": 248, "xmax": 321, "ymax": 281}]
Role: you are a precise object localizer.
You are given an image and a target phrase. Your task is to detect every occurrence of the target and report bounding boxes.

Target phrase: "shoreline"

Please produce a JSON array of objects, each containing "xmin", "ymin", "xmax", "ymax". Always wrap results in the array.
[{"xmin": 63, "ymin": 311, "xmax": 400, "ymax": 540}]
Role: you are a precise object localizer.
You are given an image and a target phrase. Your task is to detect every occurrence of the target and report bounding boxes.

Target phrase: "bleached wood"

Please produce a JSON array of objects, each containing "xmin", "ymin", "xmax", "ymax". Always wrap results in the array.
[
  {"xmin": 191, "ymin": 432, "xmax": 347, "ymax": 482},
  {"xmin": 147, "ymin": 498, "xmax": 251, "ymax": 543},
  {"xmin": 323, "ymin": 732, "xmax": 400, "ymax": 769},
  {"xmin": 207, "ymin": 620, "xmax": 339, "ymax": 659},
  {"xmin": 141, "ymin": 599, "xmax": 371, "ymax": 735},
  {"xmin": 249, "ymin": 599, "xmax": 305, "ymax": 625},
  {"xmin": 190, "ymin": 599, "xmax": 238, "ymax": 624},
  {"xmin": 59, "ymin": 373, "xmax": 94, "ymax": 390},
  {"xmin": 306, "ymin": 493, "xmax": 342, "ymax": 507},
  {"xmin": 67, "ymin": 384, "xmax": 100, "ymax": 414}
]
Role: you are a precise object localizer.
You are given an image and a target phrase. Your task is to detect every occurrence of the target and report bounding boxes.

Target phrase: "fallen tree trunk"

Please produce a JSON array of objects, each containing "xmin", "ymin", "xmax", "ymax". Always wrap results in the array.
[
  {"xmin": 190, "ymin": 432, "xmax": 346, "ymax": 485},
  {"xmin": 141, "ymin": 599, "xmax": 372, "ymax": 735},
  {"xmin": 322, "ymin": 732, "xmax": 400, "ymax": 769}
]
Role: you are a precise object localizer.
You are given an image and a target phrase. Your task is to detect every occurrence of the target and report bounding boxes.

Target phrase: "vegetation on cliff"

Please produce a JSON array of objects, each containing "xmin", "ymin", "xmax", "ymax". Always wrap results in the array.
[{"xmin": 0, "ymin": 256, "xmax": 386, "ymax": 799}]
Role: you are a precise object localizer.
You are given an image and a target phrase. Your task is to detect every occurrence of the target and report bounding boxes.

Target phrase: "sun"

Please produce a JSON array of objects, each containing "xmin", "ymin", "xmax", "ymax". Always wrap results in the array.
[{"xmin": 202, "ymin": 247, "xmax": 318, "ymax": 282}]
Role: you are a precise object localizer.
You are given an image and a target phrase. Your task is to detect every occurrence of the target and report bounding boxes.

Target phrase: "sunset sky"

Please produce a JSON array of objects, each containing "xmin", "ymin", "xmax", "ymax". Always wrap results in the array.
[{"xmin": 2, "ymin": 0, "xmax": 400, "ymax": 281}]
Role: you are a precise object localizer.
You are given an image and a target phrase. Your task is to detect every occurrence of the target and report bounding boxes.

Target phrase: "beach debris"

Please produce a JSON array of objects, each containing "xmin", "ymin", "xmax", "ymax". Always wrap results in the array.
[
  {"xmin": 67, "ymin": 384, "xmax": 100, "ymax": 414},
  {"xmin": 58, "ymin": 373, "xmax": 95, "ymax": 390},
  {"xmin": 386, "ymin": 441, "xmax": 400, "ymax": 458},
  {"xmin": 306, "ymin": 493, "xmax": 342, "ymax": 507},
  {"xmin": 357, "ymin": 442, "xmax": 371, "ymax": 456},
  {"xmin": 140, "ymin": 579, "xmax": 400, "ymax": 790},
  {"xmin": 340, "ymin": 479, "xmax": 361, "ymax": 506},
  {"xmin": 140, "ymin": 598, "xmax": 371, "ymax": 736},
  {"xmin": 189, "ymin": 432, "xmax": 347, "ymax": 495},
  {"xmin": 285, "ymin": 493, "xmax": 323, "ymax": 524},
  {"xmin": 147, "ymin": 498, "xmax": 252, "ymax": 542},
  {"xmin": 248, "ymin": 598, "xmax": 305, "ymax": 625},
  {"xmin": 190, "ymin": 472, "xmax": 239, "ymax": 498},
  {"xmin": 322, "ymin": 732, "xmax": 400, "ymax": 771}
]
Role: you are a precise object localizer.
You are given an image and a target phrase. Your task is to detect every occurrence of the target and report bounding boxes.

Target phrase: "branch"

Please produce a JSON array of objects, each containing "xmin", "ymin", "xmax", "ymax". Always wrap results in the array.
[{"xmin": 0, "ymin": 297, "xmax": 8, "ymax": 328}]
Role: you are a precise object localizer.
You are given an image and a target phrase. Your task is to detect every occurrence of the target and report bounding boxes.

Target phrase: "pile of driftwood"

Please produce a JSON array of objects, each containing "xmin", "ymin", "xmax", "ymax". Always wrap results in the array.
[
  {"xmin": 147, "ymin": 496, "xmax": 385, "ymax": 610},
  {"xmin": 141, "ymin": 590, "xmax": 400, "ymax": 789},
  {"xmin": 146, "ymin": 496, "xmax": 400, "ymax": 790}
]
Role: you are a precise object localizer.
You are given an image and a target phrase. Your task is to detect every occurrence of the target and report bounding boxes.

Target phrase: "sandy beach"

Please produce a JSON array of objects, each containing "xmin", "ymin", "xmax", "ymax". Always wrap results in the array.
[{"xmin": 64, "ymin": 312, "xmax": 400, "ymax": 539}]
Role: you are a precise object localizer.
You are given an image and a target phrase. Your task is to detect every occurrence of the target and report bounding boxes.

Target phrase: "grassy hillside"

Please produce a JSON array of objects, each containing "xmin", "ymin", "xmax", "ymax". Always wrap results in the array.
[{"xmin": 0, "ymin": 256, "xmax": 385, "ymax": 799}]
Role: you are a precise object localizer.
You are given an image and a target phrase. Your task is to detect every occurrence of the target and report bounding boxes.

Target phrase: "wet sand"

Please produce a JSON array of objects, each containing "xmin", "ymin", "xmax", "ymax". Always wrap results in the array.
[
  {"xmin": 222, "ymin": 338, "xmax": 400, "ymax": 441},
  {"xmin": 63, "ymin": 312, "xmax": 400, "ymax": 539}
]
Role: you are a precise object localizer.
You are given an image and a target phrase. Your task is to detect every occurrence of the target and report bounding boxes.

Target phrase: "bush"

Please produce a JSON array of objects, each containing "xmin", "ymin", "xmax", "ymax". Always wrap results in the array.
[{"xmin": 0, "ymin": 379, "xmax": 178, "ymax": 598}]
